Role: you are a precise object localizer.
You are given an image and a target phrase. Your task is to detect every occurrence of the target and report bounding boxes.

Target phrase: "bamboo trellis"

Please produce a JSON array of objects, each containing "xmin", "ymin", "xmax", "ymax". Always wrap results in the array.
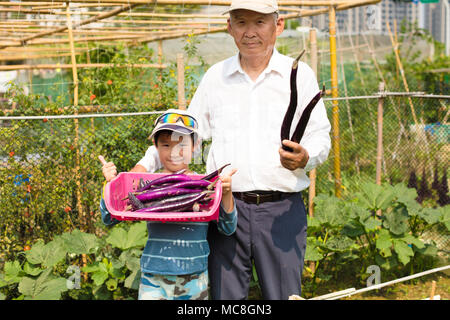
[{"xmin": 0, "ymin": 0, "xmax": 383, "ymax": 199}]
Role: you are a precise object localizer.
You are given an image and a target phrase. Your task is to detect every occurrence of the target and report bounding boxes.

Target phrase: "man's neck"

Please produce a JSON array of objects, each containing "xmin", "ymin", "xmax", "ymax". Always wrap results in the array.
[{"xmin": 239, "ymin": 48, "xmax": 274, "ymax": 81}]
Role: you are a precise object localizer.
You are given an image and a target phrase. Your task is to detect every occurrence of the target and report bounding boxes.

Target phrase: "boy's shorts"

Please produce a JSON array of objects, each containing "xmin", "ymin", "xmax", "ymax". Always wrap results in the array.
[{"xmin": 138, "ymin": 270, "xmax": 208, "ymax": 300}]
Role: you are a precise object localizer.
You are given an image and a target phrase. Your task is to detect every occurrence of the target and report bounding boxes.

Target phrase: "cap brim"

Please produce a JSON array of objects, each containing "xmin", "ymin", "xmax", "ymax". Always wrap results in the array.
[
  {"xmin": 149, "ymin": 124, "xmax": 195, "ymax": 140},
  {"xmin": 222, "ymin": 5, "xmax": 278, "ymax": 15}
]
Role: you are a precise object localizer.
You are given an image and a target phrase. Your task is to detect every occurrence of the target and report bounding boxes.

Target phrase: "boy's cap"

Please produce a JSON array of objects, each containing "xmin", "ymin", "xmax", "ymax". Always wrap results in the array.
[
  {"xmin": 222, "ymin": 0, "xmax": 279, "ymax": 15},
  {"xmin": 149, "ymin": 109, "xmax": 198, "ymax": 140}
]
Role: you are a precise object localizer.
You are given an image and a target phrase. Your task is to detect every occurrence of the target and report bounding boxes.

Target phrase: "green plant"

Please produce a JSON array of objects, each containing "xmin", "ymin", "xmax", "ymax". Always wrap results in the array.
[
  {"xmin": 304, "ymin": 180, "xmax": 449, "ymax": 297},
  {"xmin": 0, "ymin": 222, "xmax": 148, "ymax": 300}
]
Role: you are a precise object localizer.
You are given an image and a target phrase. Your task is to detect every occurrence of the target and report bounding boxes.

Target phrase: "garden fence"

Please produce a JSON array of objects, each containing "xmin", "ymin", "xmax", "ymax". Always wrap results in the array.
[{"xmin": 0, "ymin": 91, "xmax": 448, "ymax": 260}]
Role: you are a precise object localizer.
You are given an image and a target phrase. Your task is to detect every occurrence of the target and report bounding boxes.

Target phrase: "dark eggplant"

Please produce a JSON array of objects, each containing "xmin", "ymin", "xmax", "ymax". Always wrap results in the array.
[
  {"xmin": 280, "ymin": 50, "xmax": 324, "ymax": 152},
  {"xmin": 135, "ymin": 187, "xmax": 204, "ymax": 202},
  {"xmin": 145, "ymin": 179, "xmax": 211, "ymax": 193},
  {"xmin": 128, "ymin": 192, "xmax": 145, "ymax": 210},
  {"xmin": 201, "ymin": 163, "xmax": 230, "ymax": 181},
  {"xmin": 135, "ymin": 173, "xmax": 192, "ymax": 192}
]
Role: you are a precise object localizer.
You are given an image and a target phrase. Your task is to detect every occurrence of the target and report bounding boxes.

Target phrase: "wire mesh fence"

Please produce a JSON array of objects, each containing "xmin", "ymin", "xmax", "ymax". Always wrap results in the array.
[
  {"xmin": 1, "ymin": 89, "xmax": 448, "ymax": 261},
  {"xmin": 318, "ymin": 92, "xmax": 449, "ymax": 195}
]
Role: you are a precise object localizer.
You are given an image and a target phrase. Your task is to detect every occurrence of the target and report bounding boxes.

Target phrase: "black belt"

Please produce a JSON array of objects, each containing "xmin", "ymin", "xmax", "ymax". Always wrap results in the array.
[{"xmin": 232, "ymin": 191, "xmax": 296, "ymax": 205}]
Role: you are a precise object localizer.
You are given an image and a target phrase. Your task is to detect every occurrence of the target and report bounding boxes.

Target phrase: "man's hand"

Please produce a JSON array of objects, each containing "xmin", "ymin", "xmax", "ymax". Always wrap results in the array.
[
  {"xmin": 98, "ymin": 155, "xmax": 117, "ymax": 182},
  {"xmin": 278, "ymin": 140, "xmax": 309, "ymax": 171}
]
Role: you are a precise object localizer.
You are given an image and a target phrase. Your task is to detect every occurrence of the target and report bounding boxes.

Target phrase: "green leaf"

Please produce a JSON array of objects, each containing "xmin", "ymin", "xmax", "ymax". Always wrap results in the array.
[
  {"xmin": 106, "ymin": 222, "xmax": 147, "ymax": 250},
  {"xmin": 417, "ymin": 243, "xmax": 438, "ymax": 256},
  {"xmin": 342, "ymin": 220, "xmax": 365, "ymax": 238},
  {"xmin": 305, "ymin": 237, "xmax": 323, "ymax": 261},
  {"xmin": 393, "ymin": 239, "xmax": 414, "ymax": 265},
  {"xmin": 127, "ymin": 222, "xmax": 148, "ymax": 248},
  {"xmin": 25, "ymin": 238, "xmax": 66, "ymax": 268},
  {"xmin": 124, "ymin": 270, "xmax": 140, "ymax": 290},
  {"xmin": 322, "ymin": 236, "xmax": 355, "ymax": 252},
  {"xmin": 106, "ymin": 227, "xmax": 128, "ymax": 250},
  {"xmin": 109, "ymin": 267, "xmax": 125, "ymax": 280},
  {"xmin": 61, "ymin": 229, "xmax": 99, "ymax": 255},
  {"xmin": 313, "ymin": 194, "xmax": 348, "ymax": 228},
  {"xmin": 4, "ymin": 260, "xmax": 23, "ymax": 283},
  {"xmin": 393, "ymin": 183, "xmax": 421, "ymax": 215},
  {"xmin": 418, "ymin": 207, "xmax": 441, "ymax": 225},
  {"xmin": 362, "ymin": 216, "xmax": 382, "ymax": 232},
  {"xmin": 82, "ymin": 263, "xmax": 101, "ymax": 273},
  {"xmin": 440, "ymin": 206, "xmax": 450, "ymax": 230},
  {"xmin": 350, "ymin": 204, "xmax": 372, "ymax": 222},
  {"xmin": 120, "ymin": 249, "xmax": 142, "ymax": 272},
  {"xmin": 25, "ymin": 240, "xmax": 45, "ymax": 265},
  {"xmin": 18, "ymin": 268, "xmax": 68, "ymax": 300},
  {"xmin": 356, "ymin": 182, "xmax": 395, "ymax": 211},
  {"xmin": 376, "ymin": 229, "xmax": 392, "ymax": 251},
  {"xmin": 307, "ymin": 216, "xmax": 321, "ymax": 228},
  {"xmin": 383, "ymin": 207, "xmax": 410, "ymax": 235},
  {"xmin": 23, "ymin": 262, "xmax": 43, "ymax": 276},
  {"xmin": 91, "ymin": 271, "xmax": 109, "ymax": 286},
  {"xmin": 401, "ymin": 233, "xmax": 425, "ymax": 249}
]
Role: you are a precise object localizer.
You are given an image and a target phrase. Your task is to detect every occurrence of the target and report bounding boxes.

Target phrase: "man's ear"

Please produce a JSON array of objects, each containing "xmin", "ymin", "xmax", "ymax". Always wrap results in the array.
[
  {"xmin": 276, "ymin": 17, "xmax": 285, "ymax": 36},
  {"xmin": 227, "ymin": 18, "xmax": 232, "ymax": 35}
]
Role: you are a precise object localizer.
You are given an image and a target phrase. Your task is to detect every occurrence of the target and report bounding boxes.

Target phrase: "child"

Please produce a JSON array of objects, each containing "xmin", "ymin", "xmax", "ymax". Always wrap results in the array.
[{"xmin": 99, "ymin": 110, "xmax": 237, "ymax": 300}]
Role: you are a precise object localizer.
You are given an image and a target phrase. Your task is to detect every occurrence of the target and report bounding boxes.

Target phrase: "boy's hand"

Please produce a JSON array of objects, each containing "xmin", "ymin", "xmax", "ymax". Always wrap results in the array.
[
  {"xmin": 219, "ymin": 168, "xmax": 237, "ymax": 213},
  {"xmin": 99, "ymin": 155, "xmax": 117, "ymax": 182},
  {"xmin": 220, "ymin": 168, "xmax": 237, "ymax": 196}
]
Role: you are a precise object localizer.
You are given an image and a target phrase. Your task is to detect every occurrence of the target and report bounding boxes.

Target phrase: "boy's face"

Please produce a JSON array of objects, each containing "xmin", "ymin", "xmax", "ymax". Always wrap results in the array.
[{"xmin": 155, "ymin": 131, "xmax": 194, "ymax": 173}]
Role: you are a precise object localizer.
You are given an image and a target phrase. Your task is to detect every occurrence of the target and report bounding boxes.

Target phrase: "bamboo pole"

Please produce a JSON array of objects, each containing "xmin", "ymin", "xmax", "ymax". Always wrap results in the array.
[
  {"xmin": 0, "ymin": 2, "xmax": 141, "ymax": 49},
  {"xmin": 67, "ymin": 3, "xmax": 88, "ymax": 281},
  {"xmin": 329, "ymin": 6, "xmax": 341, "ymax": 198},
  {"xmin": 66, "ymin": 3, "xmax": 83, "ymax": 225},
  {"xmin": 0, "ymin": 63, "xmax": 167, "ymax": 71},
  {"xmin": 307, "ymin": 28, "xmax": 318, "ymax": 276},
  {"xmin": 177, "ymin": 53, "xmax": 186, "ymax": 110},
  {"xmin": 308, "ymin": 28, "xmax": 318, "ymax": 218},
  {"xmin": 0, "ymin": 51, "xmax": 88, "ymax": 62},
  {"xmin": 376, "ymin": 82, "xmax": 384, "ymax": 186},
  {"xmin": 158, "ymin": 40, "xmax": 163, "ymax": 101},
  {"xmin": 16, "ymin": 0, "xmax": 382, "ymax": 6}
]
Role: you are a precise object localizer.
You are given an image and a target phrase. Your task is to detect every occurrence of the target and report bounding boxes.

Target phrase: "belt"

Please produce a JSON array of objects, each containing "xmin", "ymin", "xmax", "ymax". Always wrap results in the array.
[{"xmin": 232, "ymin": 191, "xmax": 296, "ymax": 205}]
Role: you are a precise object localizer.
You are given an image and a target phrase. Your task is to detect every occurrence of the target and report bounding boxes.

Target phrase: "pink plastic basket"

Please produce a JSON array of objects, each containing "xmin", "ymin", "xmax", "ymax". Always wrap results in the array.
[{"xmin": 103, "ymin": 172, "xmax": 222, "ymax": 222}]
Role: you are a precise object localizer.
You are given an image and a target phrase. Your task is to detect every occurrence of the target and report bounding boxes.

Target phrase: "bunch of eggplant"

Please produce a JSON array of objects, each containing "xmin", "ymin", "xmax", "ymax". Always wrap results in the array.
[{"xmin": 124, "ymin": 164, "xmax": 230, "ymax": 213}]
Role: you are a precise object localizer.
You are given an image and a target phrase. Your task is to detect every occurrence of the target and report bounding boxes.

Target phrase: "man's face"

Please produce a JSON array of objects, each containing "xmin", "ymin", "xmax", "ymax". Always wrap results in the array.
[{"xmin": 227, "ymin": 9, "xmax": 284, "ymax": 60}]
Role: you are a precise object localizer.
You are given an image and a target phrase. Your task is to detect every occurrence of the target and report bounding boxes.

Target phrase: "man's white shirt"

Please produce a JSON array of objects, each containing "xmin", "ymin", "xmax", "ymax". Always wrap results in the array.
[{"xmin": 137, "ymin": 49, "xmax": 331, "ymax": 193}]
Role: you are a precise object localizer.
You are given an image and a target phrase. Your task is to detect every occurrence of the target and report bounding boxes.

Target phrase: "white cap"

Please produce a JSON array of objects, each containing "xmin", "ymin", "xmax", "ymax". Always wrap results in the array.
[
  {"xmin": 149, "ymin": 109, "xmax": 198, "ymax": 140},
  {"xmin": 222, "ymin": 0, "xmax": 279, "ymax": 15}
]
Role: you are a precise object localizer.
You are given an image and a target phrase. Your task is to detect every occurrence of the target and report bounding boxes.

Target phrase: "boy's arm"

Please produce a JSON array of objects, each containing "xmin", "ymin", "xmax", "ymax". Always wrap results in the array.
[
  {"xmin": 216, "ymin": 168, "xmax": 238, "ymax": 235},
  {"xmin": 217, "ymin": 202, "xmax": 237, "ymax": 236}
]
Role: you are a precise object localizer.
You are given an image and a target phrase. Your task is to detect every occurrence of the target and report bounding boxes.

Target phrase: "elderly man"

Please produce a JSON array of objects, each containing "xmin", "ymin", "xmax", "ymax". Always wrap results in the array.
[{"xmin": 114, "ymin": 0, "xmax": 331, "ymax": 300}]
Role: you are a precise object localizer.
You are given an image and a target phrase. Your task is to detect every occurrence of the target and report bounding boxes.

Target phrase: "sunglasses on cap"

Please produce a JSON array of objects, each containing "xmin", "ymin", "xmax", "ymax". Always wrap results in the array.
[{"xmin": 155, "ymin": 112, "xmax": 198, "ymax": 129}]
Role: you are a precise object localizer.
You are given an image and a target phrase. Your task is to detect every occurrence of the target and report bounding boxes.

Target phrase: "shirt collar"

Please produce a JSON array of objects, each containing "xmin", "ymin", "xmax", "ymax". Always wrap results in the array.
[{"xmin": 224, "ymin": 48, "xmax": 286, "ymax": 78}]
